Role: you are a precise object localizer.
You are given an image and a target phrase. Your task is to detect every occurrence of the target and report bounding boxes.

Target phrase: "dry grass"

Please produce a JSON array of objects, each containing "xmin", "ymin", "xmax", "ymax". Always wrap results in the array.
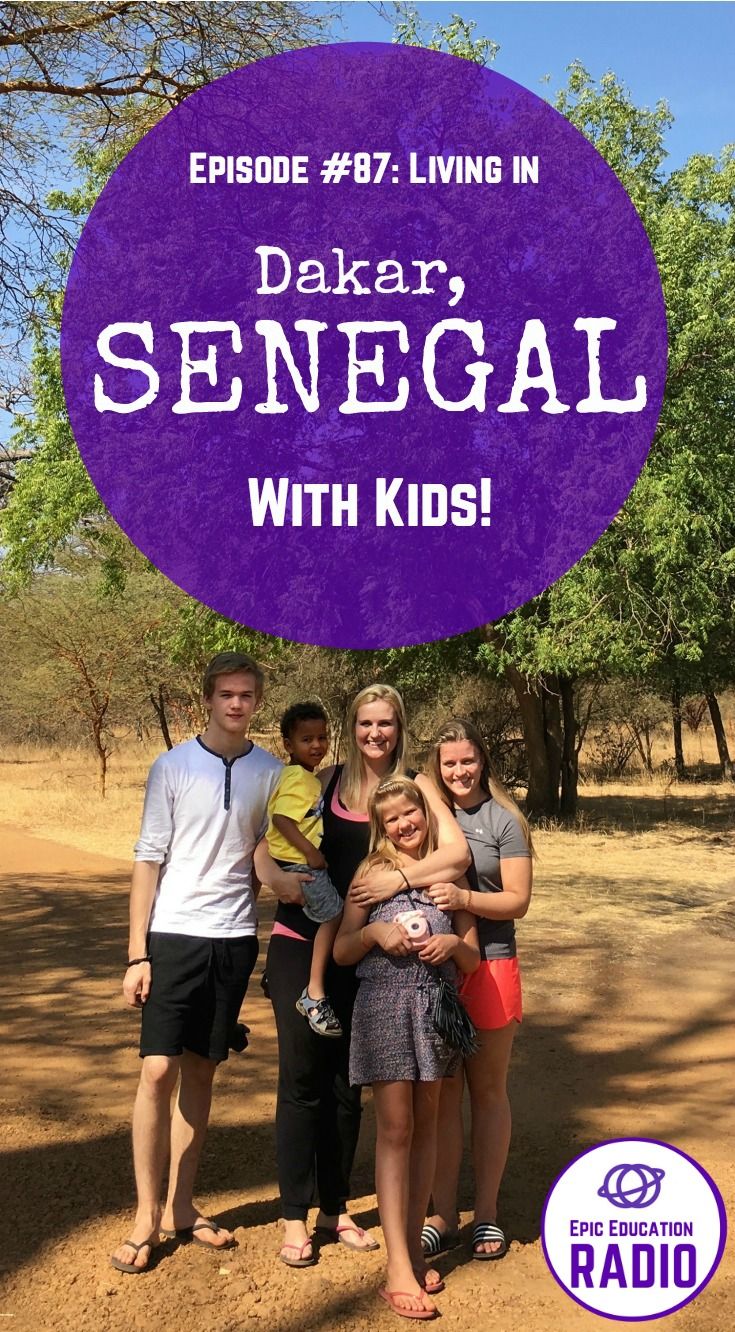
[
  {"xmin": 0, "ymin": 741, "xmax": 160, "ymax": 861},
  {"xmin": 0, "ymin": 734, "xmax": 294, "ymax": 861},
  {"xmin": 1, "ymin": 739, "xmax": 733, "ymax": 883}
]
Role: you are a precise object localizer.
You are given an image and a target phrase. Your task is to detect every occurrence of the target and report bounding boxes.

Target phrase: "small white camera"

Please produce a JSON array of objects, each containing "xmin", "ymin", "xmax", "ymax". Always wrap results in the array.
[{"xmin": 395, "ymin": 909, "xmax": 431, "ymax": 948}]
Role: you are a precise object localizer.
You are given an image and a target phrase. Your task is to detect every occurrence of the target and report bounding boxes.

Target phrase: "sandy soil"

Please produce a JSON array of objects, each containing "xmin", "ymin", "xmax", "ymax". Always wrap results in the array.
[{"xmin": 1, "ymin": 817, "xmax": 733, "ymax": 1332}]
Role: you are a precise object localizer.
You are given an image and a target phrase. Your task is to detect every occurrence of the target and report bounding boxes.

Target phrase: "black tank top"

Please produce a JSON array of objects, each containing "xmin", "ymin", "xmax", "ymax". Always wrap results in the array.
[
  {"xmin": 273, "ymin": 764, "xmax": 415, "ymax": 938},
  {"xmin": 321, "ymin": 765, "xmax": 371, "ymax": 898}
]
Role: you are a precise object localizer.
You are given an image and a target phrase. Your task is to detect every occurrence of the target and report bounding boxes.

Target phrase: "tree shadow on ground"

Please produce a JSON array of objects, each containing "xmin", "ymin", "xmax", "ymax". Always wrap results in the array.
[
  {"xmin": 2, "ymin": 851, "xmax": 733, "ymax": 1332},
  {"xmin": 575, "ymin": 785, "xmax": 734, "ymax": 835}
]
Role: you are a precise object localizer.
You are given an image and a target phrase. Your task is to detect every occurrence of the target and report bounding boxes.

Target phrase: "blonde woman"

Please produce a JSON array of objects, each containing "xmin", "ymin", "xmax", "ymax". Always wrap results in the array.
[
  {"xmin": 256, "ymin": 686, "xmax": 469, "ymax": 1269},
  {"xmin": 421, "ymin": 719, "xmax": 533, "ymax": 1263},
  {"xmin": 335, "ymin": 777, "xmax": 479, "ymax": 1318}
]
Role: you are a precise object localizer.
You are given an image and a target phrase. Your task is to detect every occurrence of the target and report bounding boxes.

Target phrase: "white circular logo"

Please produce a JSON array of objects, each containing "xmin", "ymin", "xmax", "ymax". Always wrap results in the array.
[{"xmin": 541, "ymin": 1139, "xmax": 727, "ymax": 1320}]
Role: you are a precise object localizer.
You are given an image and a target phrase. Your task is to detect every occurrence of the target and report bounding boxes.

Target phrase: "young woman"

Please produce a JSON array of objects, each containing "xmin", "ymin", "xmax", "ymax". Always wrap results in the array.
[
  {"xmin": 421, "ymin": 719, "xmax": 533, "ymax": 1262},
  {"xmin": 335, "ymin": 777, "xmax": 479, "ymax": 1319},
  {"xmin": 255, "ymin": 686, "xmax": 469, "ymax": 1269}
]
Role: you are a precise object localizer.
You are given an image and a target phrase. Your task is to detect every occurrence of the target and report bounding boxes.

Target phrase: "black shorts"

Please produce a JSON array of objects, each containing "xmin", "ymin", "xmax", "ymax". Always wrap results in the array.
[{"xmin": 140, "ymin": 932, "xmax": 259, "ymax": 1062}]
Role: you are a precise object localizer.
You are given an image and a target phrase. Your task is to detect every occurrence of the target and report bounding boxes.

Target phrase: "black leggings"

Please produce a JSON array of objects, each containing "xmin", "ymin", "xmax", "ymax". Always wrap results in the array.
[{"xmin": 265, "ymin": 933, "xmax": 362, "ymax": 1221}]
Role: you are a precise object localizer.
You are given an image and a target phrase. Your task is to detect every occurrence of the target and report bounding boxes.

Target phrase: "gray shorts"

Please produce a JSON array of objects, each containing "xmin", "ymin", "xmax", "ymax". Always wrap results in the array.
[{"xmin": 277, "ymin": 862, "xmax": 343, "ymax": 925}]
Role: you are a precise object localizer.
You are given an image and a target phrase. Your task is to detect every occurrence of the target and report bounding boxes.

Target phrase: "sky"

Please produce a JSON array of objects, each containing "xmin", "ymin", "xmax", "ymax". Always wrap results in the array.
[{"xmin": 330, "ymin": 2, "xmax": 735, "ymax": 170}]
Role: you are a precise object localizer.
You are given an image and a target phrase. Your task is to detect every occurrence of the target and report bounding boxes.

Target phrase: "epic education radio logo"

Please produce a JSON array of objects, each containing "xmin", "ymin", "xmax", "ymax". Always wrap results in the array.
[{"xmin": 541, "ymin": 1138, "xmax": 727, "ymax": 1320}]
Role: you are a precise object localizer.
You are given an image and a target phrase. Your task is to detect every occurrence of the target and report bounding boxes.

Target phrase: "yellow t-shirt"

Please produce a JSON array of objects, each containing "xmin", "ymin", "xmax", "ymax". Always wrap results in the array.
[{"xmin": 266, "ymin": 764, "xmax": 324, "ymax": 862}]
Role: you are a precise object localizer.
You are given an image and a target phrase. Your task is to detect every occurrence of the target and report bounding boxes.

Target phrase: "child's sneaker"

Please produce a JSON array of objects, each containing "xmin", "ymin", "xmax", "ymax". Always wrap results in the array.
[{"xmin": 296, "ymin": 988, "xmax": 343, "ymax": 1038}]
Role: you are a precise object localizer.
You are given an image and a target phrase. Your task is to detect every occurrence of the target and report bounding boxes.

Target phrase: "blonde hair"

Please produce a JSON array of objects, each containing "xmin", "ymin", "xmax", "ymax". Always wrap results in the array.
[
  {"xmin": 428, "ymin": 718, "xmax": 535, "ymax": 857},
  {"xmin": 340, "ymin": 684, "xmax": 409, "ymax": 808},
  {"xmin": 356, "ymin": 776, "xmax": 438, "ymax": 878}
]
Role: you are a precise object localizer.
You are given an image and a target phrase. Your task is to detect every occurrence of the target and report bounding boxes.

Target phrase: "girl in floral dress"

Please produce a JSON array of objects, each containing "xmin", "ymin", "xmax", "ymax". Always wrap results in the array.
[{"xmin": 335, "ymin": 776, "xmax": 479, "ymax": 1319}]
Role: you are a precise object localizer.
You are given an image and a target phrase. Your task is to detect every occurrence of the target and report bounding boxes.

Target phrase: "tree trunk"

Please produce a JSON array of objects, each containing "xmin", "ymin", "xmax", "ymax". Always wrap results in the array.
[
  {"xmin": 150, "ymin": 684, "xmax": 174, "ymax": 751},
  {"xmin": 503, "ymin": 663, "xmax": 559, "ymax": 817},
  {"xmin": 629, "ymin": 723, "xmax": 647, "ymax": 773},
  {"xmin": 671, "ymin": 681, "xmax": 685, "ymax": 780},
  {"xmin": 90, "ymin": 724, "xmax": 107, "ymax": 793},
  {"xmin": 90, "ymin": 713, "xmax": 109, "ymax": 798},
  {"xmin": 706, "ymin": 693, "xmax": 734, "ymax": 780},
  {"xmin": 544, "ymin": 676, "xmax": 563, "ymax": 807},
  {"xmin": 642, "ymin": 722, "xmax": 654, "ymax": 774},
  {"xmin": 560, "ymin": 677, "xmax": 579, "ymax": 817}
]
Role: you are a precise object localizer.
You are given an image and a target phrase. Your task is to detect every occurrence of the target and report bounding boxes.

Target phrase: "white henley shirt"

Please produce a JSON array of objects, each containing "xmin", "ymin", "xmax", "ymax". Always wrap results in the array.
[{"xmin": 134, "ymin": 736, "xmax": 283, "ymax": 938}]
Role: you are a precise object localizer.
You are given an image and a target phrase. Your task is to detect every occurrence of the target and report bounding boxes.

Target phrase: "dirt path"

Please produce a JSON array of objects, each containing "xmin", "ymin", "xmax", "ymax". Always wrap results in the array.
[{"xmin": 1, "ymin": 826, "xmax": 732, "ymax": 1332}]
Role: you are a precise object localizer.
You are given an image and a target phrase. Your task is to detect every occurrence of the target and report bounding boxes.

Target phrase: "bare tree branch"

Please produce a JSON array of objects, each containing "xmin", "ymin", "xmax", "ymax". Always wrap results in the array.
[{"xmin": 0, "ymin": 0, "xmax": 333, "ymax": 484}]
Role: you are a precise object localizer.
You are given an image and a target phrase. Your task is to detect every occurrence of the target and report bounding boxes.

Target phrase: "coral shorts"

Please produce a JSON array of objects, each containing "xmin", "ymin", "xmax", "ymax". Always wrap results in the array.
[{"xmin": 459, "ymin": 957, "xmax": 522, "ymax": 1030}]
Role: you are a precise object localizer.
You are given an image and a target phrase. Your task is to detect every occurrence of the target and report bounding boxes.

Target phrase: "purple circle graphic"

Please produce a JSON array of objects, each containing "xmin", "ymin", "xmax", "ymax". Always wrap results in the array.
[{"xmin": 61, "ymin": 43, "xmax": 667, "ymax": 648}]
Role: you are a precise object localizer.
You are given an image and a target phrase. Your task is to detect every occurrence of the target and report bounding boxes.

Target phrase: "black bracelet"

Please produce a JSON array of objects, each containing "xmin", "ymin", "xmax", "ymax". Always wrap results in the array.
[
  {"xmin": 127, "ymin": 956, "xmax": 151, "ymax": 966},
  {"xmin": 397, "ymin": 868, "xmax": 410, "ymax": 890}
]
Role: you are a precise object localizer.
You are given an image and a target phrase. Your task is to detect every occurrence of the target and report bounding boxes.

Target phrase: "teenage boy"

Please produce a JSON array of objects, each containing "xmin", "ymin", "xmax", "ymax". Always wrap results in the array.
[{"xmin": 111, "ymin": 652, "xmax": 283, "ymax": 1275}]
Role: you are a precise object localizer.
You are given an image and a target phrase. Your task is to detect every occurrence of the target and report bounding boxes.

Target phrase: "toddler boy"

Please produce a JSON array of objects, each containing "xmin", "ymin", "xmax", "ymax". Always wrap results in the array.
[{"xmin": 266, "ymin": 703, "xmax": 343, "ymax": 1037}]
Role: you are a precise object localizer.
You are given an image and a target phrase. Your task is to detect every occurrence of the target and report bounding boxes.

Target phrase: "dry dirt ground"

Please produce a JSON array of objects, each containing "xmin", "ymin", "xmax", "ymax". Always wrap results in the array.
[{"xmin": 1, "ymin": 786, "xmax": 734, "ymax": 1332}]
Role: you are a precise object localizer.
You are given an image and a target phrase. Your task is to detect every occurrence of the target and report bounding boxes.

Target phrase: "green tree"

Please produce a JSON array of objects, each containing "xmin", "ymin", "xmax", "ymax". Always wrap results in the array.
[
  {"xmin": 479, "ymin": 71, "xmax": 735, "ymax": 812},
  {"xmin": 389, "ymin": 20, "xmax": 735, "ymax": 809},
  {"xmin": 393, "ymin": 10, "xmax": 498, "ymax": 66},
  {"xmin": 7, "ymin": 561, "xmax": 173, "ymax": 793},
  {"xmin": 0, "ymin": 2, "xmax": 330, "ymax": 707},
  {"xmin": 1, "ymin": 310, "xmax": 102, "ymax": 566}
]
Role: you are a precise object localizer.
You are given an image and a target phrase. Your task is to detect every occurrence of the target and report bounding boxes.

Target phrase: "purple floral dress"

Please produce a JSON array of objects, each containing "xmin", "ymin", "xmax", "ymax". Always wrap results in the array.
[{"xmin": 349, "ymin": 889, "xmax": 460, "ymax": 1085}]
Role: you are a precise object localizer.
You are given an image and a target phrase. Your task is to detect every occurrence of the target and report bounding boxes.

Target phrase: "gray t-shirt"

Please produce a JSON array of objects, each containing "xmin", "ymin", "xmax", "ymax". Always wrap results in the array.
[{"xmin": 455, "ymin": 798, "xmax": 530, "ymax": 960}]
